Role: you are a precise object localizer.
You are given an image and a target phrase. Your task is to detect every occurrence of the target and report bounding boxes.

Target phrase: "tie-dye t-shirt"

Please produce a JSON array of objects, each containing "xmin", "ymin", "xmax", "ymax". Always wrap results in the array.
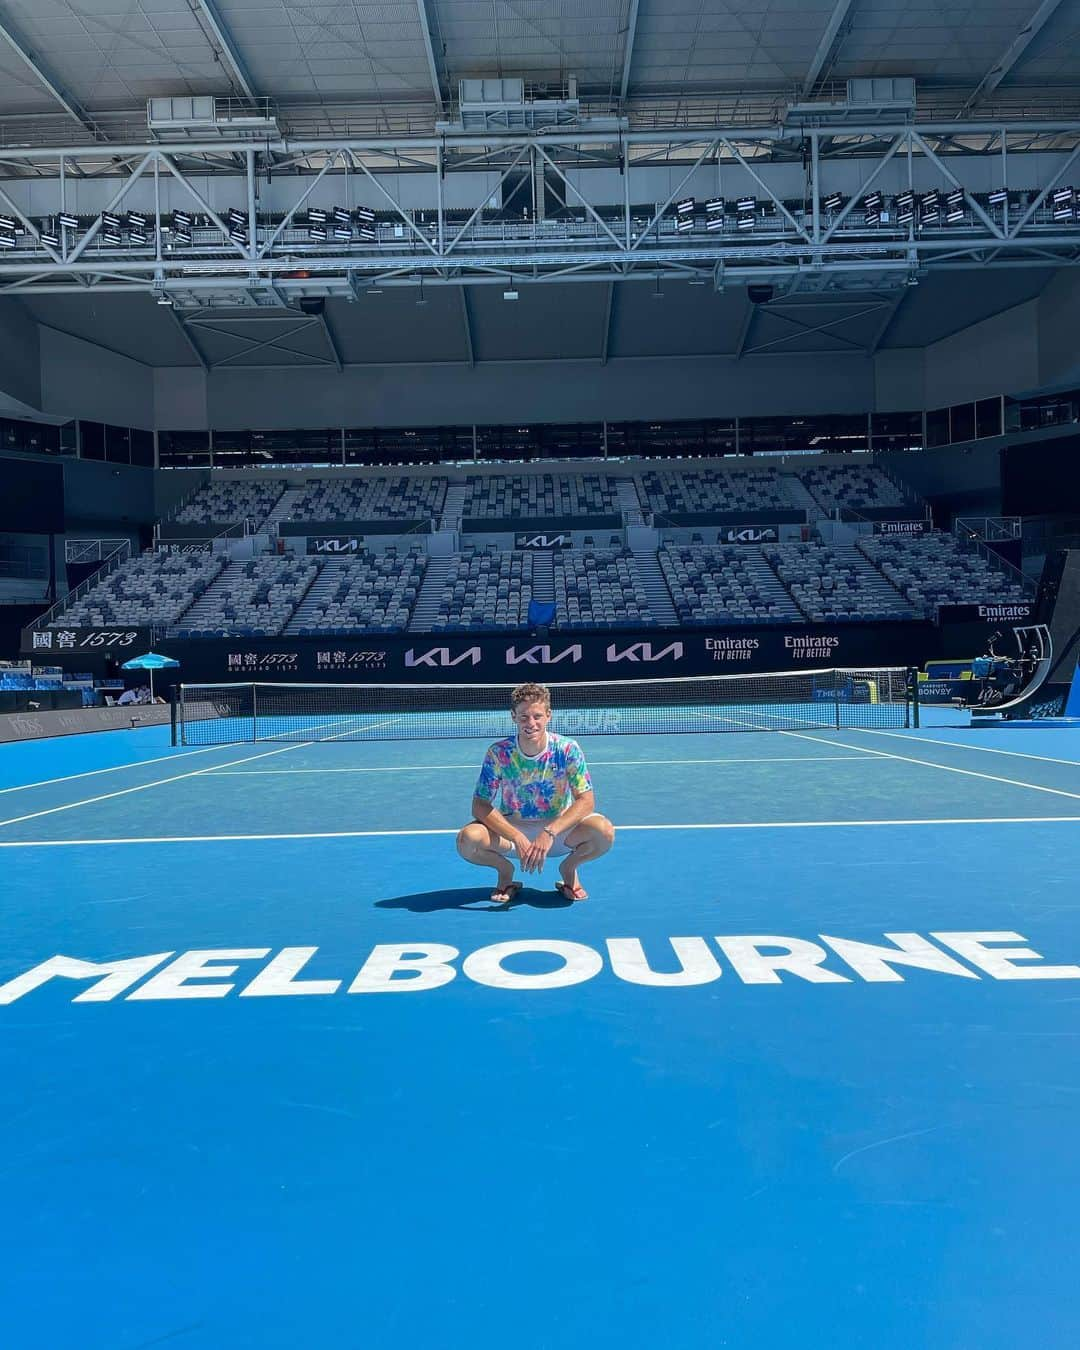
[{"xmin": 474, "ymin": 732, "xmax": 592, "ymax": 821}]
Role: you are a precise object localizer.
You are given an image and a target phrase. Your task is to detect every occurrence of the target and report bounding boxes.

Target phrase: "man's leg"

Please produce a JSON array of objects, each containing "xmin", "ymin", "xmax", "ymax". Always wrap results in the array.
[
  {"xmin": 456, "ymin": 822, "xmax": 518, "ymax": 901},
  {"xmin": 558, "ymin": 814, "xmax": 615, "ymax": 899}
]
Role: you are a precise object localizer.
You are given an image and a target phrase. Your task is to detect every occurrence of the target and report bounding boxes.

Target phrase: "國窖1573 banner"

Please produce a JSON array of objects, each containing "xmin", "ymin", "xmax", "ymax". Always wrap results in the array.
[{"xmin": 20, "ymin": 627, "xmax": 151, "ymax": 655}]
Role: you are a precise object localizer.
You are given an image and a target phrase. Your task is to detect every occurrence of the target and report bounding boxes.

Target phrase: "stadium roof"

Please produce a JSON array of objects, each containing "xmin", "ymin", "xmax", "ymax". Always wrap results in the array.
[{"xmin": 0, "ymin": 0, "xmax": 1078, "ymax": 144}]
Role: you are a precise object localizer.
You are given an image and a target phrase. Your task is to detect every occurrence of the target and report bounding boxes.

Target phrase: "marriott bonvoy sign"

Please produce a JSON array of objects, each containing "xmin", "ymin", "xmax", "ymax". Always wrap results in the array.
[{"xmin": 2, "ymin": 931, "xmax": 1077, "ymax": 1004}]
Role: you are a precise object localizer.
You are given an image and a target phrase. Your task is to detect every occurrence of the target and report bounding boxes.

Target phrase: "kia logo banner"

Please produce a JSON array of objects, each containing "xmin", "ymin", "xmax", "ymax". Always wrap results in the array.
[
  {"xmin": 514, "ymin": 534, "xmax": 573, "ymax": 548},
  {"xmin": 154, "ymin": 622, "xmax": 940, "ymax": 686},
  {"xmin": 308, "ymin": 536, "xmax": 364, "ymax": 554}
]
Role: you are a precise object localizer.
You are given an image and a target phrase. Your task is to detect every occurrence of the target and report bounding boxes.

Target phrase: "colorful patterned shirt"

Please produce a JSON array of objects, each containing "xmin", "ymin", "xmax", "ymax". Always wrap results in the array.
[{"xmin": 473, "ymin": 732, "xmax": 592, "ymax": 821}]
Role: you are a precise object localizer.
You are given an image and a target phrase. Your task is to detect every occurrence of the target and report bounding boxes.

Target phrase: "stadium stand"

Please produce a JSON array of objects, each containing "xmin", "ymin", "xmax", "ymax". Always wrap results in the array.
[
  {"xmin": 763, "ymin": 541, "xmax": 916, "ymax": 622},
  {"xmin": 174, "ymin": 478, "xmax": 288, "ymax": 526},
  {"xmin": 428, "ymin": 546, "xmax": 533, "ymax": 631},
  {"xmin": 172, "ymin": 557, "xmax": 319, "ymax": 637},
  {"xmin": 856, "ymin": 532, "xmax": 1032, "ymax": 615},
  {"xmin": 658, "ymin": 545, "xmax": 803, "ymax": 625},
  {"xmin": 460, "ymin": 473, "xmax": 620, "ymax": 519},
  {"xmin": 799, "ymin": 465, "xmax": 906, "ymax": 514},
  {"xmin": 285, "ymin": 476, "xmax": 448, "ymax": 522},
  {"xmin": 637, "ymin": 467, "xmax": 801, "ymax": 516},
  {"xmin": 286, "ymin": 547, "xmax": 427, "ymax": 634},
  {"xmin": 553, "ymin": 547, "xmax": 655, "ymax": 628},
  {"xmin": 46, "ymin": 552, "xmax": 225, "ymax": 629}
]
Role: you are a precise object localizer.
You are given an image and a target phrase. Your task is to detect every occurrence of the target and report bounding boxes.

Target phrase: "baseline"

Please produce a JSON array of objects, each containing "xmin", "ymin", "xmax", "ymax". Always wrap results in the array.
[
  {"xmin": 852, "ymin": 726, "xmax": 1080, "ymax": 768},
  {"xmin": 2, "ymin": 815, "xmax": 1079, "ymax": 847}
]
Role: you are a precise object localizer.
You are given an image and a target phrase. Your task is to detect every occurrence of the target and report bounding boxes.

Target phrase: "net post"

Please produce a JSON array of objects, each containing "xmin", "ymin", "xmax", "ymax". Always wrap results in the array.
[
  {"xmin": 251, "ymin": 682, "xmax": 258, "ymax": 742},
  {"xmin": 909, "ymin": 666, "xmax": 920, "ymax": 729},
  {"xmin": 835, "ymin": 670, "xmax": 842, "ymax": 730},
  {"xmin": 169, "ymin": 684, "xmax": 178, "ymax": 746}
]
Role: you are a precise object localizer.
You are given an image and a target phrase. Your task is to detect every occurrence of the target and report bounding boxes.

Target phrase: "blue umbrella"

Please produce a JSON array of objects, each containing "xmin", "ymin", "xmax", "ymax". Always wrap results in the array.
[{"xmin": 121, "ymin": 651, "xmax": 179, "ymax": 701}]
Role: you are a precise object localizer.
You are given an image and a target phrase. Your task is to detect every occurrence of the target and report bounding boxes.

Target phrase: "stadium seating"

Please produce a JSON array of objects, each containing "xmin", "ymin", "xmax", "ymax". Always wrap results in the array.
[
  {"xmin": 460, "ymin": 473, "xmax": 619, "ymax": 519},
  {"xmin": 174, "ymin": 478, "xmax": 288, "ymax": 525},
  {"xmin": 173, "ymin": 557, "xmax": 319, "ymax": 637},
  {"xmin": 46, "ymin": 552, "xmax": 225, "ymax": 629},
  {"xmin": 763, "ymin": 541, "xmax": 915, "ymax": 622},
  {"xmin": 286, "ymin": 476, "xmax": 447, "ymax": 522},
  {"xmin": 658, "ymin": 545, "xmax": 803, "ymax": 625},
  {"xmin": 856, "ymin": 532, "xmax": 1032, "ymax": 615},
  {"xmin": 289, "ymin": 547, "xmax": 427, "ymax": 634},
  {"xmin": 637, "ymin": 467, "xmax": 799, "ymax": 516},
  {"xmin": 799, "ymin": 465, "xmax": 905, "ymax": 514},
  {"xmin": 553, "ymin": 548, "xmax": 655, "ymax": 628},
  {"xmin": 429, "ymin": 547, "xmax": 533, "ymax": 631}
]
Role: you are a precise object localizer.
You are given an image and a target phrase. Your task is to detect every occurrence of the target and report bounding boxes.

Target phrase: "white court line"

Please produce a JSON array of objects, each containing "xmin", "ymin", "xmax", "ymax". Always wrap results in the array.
[
  {"xmin": 852, "ymin": 726, "xmax": 1080, "ymax": 769},
  {"xmin": 0, "ymin": 742, "xmax": 309, "ymax": 831},
  {"xmin": 774, "ymin": 728, "xmax": 1080, "ymax": 803},
  {"xmin": 0, "ymin": 713, "xmax": 411, "ymax": 830},
  {"xmin": 0, "ymin": 741, "xmax": 237, "ymax": 797},
  {"xmin": 1, "ymin": 816, "xmax": 1079, "ymax": 847},
  {"xmin": 205, "ymin": 755, "xmax": 871, "ymax": 775}
]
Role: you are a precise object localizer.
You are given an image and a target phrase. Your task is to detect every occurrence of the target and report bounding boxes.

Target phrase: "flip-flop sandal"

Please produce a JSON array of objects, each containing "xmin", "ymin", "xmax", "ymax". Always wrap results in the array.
[
  {"xmin": 555, "ymin": 880, "xmax": 588, "ymax": 902},
  {"xmin": 491, "ymin": 881, "xmax": 523, "ymax": 905}
]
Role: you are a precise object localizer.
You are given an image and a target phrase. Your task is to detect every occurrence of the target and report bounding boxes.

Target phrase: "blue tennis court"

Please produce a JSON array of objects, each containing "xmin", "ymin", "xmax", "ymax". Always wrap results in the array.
[{"xmin": 2, "ymin": 718, "xmax": 1079, "ymax": 1349}]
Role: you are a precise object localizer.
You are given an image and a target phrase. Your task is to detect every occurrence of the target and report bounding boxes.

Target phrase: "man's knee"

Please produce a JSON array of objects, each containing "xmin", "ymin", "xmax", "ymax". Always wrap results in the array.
[
  {"xmin": 570, "ymin": 815, "xmax": 615, "ymax": 856},
  {"xmin": 457, "ymin": 822, "xmax": 488, "ymax": 858}
]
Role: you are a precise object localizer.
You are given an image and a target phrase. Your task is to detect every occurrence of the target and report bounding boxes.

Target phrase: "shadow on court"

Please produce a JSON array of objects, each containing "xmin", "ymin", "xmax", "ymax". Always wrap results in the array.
[{"xmin": 376, "ymin": 885, "xmax": 575, "ymax": 913}]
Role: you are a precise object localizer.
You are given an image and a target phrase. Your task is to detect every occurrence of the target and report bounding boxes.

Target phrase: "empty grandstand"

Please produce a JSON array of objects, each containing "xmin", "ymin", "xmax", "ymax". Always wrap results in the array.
[
  {"xmin": 286, "ymin": 476, "xmax": 447, "ymax": 523},
  {"xmin": 46, "ymin": 552, "xmax": 225, "ymax": 630},
  {"xmin": 426, "ymin": 546, "xmax": 533, "ymax": 632},
  {"xmin": 553, "ymin": 548, "xmax": 655, "ymax": 629},
  {"xmin": 460, "ymin": 473, "xmax": 620, "ymax": 520},
  {"xmin": 857, "ymin": 532, "xmax": 1033, "ymax": 617},
  {"xmin": 637, "ymin": 467, "xmax": 802, "ymax": 517},
  {"xmin": 173, "ymin": 478, "xmax": 288, "ymax": 528}
]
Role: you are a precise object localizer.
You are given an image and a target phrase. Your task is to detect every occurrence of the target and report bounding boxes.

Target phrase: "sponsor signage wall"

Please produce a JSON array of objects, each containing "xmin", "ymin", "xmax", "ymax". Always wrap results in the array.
[
  {"xmin": 21, "ymin": 626, "xmax": 151, "ymax": 655},
  {"xmin": 307, "ymin": 536, "xmax": 365, "ymax": 555},
  {"xmin": 157, "ymin": 522, "xmax": 237, "ymax": 542},
  {"xmin": 515, "ymin": 533, "xmax": 573, "ymax": 549},
  {"xmin": 718, "ymin": 526, "xmax": 778, "ymax": 544},
  {"xmin": 155, "ymin": 541, "xmax": 214, "ymax": 554},
  {"xmin": 937, "ymin": 602, "xmax": 1034, "ymax": 624},
  {"xmin": 872, "ymin": 520, "xmax": 928, "ymax": 535},
  {"xmin": 154, "ymin": 622, "xmax": 939, "ymax": 686},
  {"xmin": 842, "ymin": 506, "xmax": 927, "ymax": 523}
]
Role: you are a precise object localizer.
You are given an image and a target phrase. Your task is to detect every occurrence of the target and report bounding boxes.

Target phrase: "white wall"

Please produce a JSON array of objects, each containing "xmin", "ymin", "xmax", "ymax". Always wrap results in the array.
[{"xmin": 38, "ymin": 326, "xmax": 154, "ymax": 427}]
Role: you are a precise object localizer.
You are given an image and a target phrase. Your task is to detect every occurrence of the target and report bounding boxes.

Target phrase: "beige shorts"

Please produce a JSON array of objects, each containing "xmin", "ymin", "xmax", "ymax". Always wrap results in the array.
[{"xmin": 475, "ymin": 815, "xmax": 601, "ymax": 862}]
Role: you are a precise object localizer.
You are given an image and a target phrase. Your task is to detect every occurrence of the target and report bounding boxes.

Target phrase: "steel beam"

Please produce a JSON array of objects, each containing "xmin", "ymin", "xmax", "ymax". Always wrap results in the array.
[
  {"xmin": 962, "ymin": 0, "xmax": 1066, "ymax": 113},
  {"xmin": 803, "ymin": 0, "xmax": 856, "ymax": 94},
  {"xmin": 459, "ymin": 287, "xmax": 475, "ymax": 365},
  {"xmin": 600, "ymin": 281, "xmax": 615, "ymax": 364},
  {"xmin": 619, "ymin": 0, "xmax": 641, "ymax": 104},
  {"xmin": 0, "ymin": 4, "xmax": 103, "ymax": 139},
  {"xmin": 191, "ymin": 0, "xmax": 258, "ymax": 105},
  {"xmin": 414, "ymin": 0, "xmax": 444, "ymax": 108},
  {"xmin": 169, "ymin": 308, "xmax": 210, "ymax": 371},
  {"xmin": 318, "ymin": 309, "xmax": 343, "ymax": 371}
]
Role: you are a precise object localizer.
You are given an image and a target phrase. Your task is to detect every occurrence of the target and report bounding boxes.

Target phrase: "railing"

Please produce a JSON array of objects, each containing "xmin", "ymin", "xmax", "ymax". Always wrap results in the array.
[
  {"xmin": 65, "ymin": 538, "xmax": 132, "ymax": 565},
  {"xmin": 954, "ymin": 531, "xmax": 1035, "ymax": 595},
  {"xmin": 954, "ymin": 517, "xmax": 1022, "ymax": 543},
  {"xmin": 33, "ymin": 539, "xmax": 132, "ymax": 629}
]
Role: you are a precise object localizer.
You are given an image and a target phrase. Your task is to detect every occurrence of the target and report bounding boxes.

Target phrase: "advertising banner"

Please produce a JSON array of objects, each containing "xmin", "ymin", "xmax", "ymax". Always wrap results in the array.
[
  {"xmin": 306, "ymin": 536, "xmax": 365, "ymax": 555},
  {"xmin": 872, "ymin": 520, "xmax": 929, "ymax": 536},
  {"xmin": 154, "ymin": 622, "xmax": 938, "ymax": 687},
  {"xmin": 280, "ymin": 519, "xmax": 430, "ymax": 537},
  {"xmin": 717, "ymin": 526, "xmax": 779, "ymax": 544},
  {"xmin": 515, "ymin": 533, "xmax": 573, "ymax": 549},
  {"xmin": 155, "ymin": 542, "xmax": 214, "ymax": 554},
  {"xmin": 937, "ymin": 602, "xmax": 1034, "ymax": 624},
  {"xmin": 21, "ymin": 626, "xmax": 151, "ymax": 655}
]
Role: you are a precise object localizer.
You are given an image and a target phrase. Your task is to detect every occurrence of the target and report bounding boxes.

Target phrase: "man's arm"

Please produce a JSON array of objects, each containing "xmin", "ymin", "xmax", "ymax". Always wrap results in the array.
[
  {"xmin": 472, "ymin": 795, "xmax": 525, "ymax": 843},
  {"xmin": 548, "ymin": 788, "xmax": 595, "ymax": 839}
]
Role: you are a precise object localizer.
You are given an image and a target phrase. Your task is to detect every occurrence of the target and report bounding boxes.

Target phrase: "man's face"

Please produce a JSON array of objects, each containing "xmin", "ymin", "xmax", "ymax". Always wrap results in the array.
[{"xmin": 513, "ymin": 700, "xmax": 551, "ymax": 739}]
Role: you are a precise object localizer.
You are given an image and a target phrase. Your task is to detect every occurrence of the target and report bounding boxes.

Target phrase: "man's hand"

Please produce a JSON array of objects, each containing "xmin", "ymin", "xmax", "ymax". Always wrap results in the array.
[{"xmin": 515, "ymin": 828, "xmax": 553, "ymax": 874}]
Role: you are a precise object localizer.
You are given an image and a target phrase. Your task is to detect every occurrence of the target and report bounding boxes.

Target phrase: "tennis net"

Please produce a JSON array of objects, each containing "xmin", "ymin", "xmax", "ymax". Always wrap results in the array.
[{"xmin": 174, "ymin": 667, "xmax": 915, "ymax": 744}]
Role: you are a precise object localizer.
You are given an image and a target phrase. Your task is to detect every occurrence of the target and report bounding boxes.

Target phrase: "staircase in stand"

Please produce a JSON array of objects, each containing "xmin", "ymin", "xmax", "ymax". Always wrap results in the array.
[
  {"xmin": 284, "ymin": 559, "xmax": 343, "ymax": 634},
  {"xmin": 262, "ymin": 486, "xmax": 305, "ymax": 533},
  {"xmin": 172, "ymin": 561, "xmax": 246, "ymax": 630},
  {"xmin": 439, "ymin": 482, "xmax": 469, "ymax": 531},
  {"xmin": 408, "ymin": 556, "xmax": 452, "ymax": 631},
  {"xmin": 631, "ymin": 549, "xmax": 678, "ymax": 625},
  {"xmin": 615, "ymin": 477, "xmax": 645, "ymax": 525},
  {"xmin": 531, "ymin": 551, "xmax": 554, "ymax": 604}
]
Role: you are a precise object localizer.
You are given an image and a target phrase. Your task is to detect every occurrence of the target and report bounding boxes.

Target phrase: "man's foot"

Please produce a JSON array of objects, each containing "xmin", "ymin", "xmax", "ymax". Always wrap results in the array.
[
  {"xmin": 555, "ymin": 878, "xmax": 588, "ymax": 902},
  {"xmin": 491, "ymin": 880, "xmax": 523, "ymax": 905}
]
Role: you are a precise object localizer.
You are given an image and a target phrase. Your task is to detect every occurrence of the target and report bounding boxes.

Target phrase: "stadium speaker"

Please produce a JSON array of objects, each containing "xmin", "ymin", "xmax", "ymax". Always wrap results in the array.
[
  {"xmin": 747, "ymin": 284, "xmax": 774, "ymax": 305},
  {"xmin": 299, "ymin": 297, "xmax": 325, "ymax": 316}
]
